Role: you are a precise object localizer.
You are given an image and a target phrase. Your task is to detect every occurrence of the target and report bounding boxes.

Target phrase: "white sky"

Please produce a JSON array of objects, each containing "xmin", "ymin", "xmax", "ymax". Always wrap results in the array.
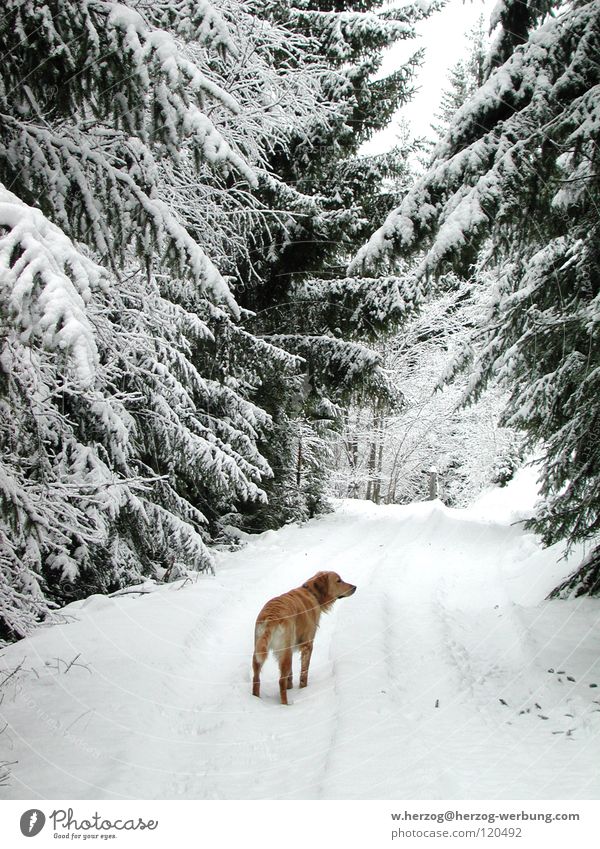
[{"xmin": 362, "ymin": 0, "xmax": 497, "ymax": 153}]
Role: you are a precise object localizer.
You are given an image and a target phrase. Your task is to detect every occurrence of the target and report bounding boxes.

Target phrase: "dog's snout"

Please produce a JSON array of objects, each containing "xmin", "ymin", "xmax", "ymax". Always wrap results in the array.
[{"xmin": 345, "ymin": 584, "xmax": 357, "ymax": 596}]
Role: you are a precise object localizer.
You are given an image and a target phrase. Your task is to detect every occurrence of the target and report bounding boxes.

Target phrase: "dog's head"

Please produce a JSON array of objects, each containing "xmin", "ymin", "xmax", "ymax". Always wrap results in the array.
[{"xmin": 303, "ymin": 571, "xmax": 356, "ymax": 608}]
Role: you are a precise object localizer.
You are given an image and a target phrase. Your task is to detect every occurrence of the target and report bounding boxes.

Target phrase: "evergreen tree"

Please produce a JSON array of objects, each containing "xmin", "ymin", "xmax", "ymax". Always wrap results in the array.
[
  {"xmin": 351, "ymin": 0, "xmax": 600, "ymax": 592},
  {"xmin": 231, "ymin": 0, "xmax": 433, "ymax": 526},
  {"xmin": 430, "ymin": 15, "xmax": 487, "ymax": 142},
  {"xmin": 0, "ymin": 0, "xmax": 331, "ymax": 638}
]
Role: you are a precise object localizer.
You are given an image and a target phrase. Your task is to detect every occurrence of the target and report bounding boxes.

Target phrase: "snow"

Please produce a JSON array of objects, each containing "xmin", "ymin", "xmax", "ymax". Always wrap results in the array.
[
  {"xmin": 468, "ymin": 465, "xmax": 542, "ymax": 525},
  {"xmin": 1, "ymin": 474, "xmax": 599, "ymax": 800}
]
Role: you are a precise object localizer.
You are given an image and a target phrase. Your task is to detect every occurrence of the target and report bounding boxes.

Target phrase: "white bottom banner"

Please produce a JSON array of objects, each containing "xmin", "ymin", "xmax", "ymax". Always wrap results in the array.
[{"xmin": 0, "ymin": 799, "xmax": 598, "ymax": 848}]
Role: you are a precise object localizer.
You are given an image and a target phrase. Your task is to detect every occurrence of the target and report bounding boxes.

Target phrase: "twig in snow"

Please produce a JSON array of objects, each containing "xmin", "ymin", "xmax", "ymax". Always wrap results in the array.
[
  {"xmin": 0, "ymin": 760, "xmax": 17, "ymax": 786},
  {"xmin": 64, "ymin": 709, "xmax": 93, "ymax": 733},
  {"xmin": 52, "ymin": 612, "xmax": 81, "ymax": 625},
  {"xmin": 0, "ymin": 721, "xmax": 15, "ymax": 786},
  {"xmin": 63, "ymin": 654, "xmax": 91, "ymax": 675},
  {"xmin": 47, "ymin": 655, "xmax": 91, "ymax": 675},
  {"xmin": 108, "ymin": 588, "xmax": 153, "ymax": 597},
  {"xmin": 0, "ymin": 660, "xmax": 24, "ymax": 689}
]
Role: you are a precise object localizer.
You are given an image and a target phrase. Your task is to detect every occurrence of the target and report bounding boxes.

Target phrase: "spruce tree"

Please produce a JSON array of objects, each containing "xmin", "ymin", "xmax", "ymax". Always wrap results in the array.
[
  {"xmin": 430, "ymin": 16, "xmax": 487, "ymax": 142},
  {"xmin": 231, "ymin": 0, "xmax": 432, "ymax": 526},
  {"xmin": 351, "ymin": 0, "xmax": 600, "ymax": 592},
  {"xmin": 0, "ymin": 0, "xmax": 333, "ymax": 638}
]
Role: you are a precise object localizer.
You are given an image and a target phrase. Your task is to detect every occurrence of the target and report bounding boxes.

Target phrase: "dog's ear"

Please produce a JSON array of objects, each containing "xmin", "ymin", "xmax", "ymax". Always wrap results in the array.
[{"xmin": 304, "ymin": 571, "xmax": 330, "ymax": 603}]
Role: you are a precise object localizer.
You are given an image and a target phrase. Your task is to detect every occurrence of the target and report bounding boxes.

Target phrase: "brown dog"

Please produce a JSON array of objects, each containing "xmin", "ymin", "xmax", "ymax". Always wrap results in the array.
[{"xmin": 252, "ymin": 571, "xmax": 357, "ymax": 705}]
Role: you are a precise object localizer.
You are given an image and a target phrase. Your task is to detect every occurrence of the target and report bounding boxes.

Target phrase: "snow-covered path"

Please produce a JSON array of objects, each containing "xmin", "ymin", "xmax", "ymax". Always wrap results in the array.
[{"xmin": 2, "ymin": 482, "xmax": 600, "ymax": 800}]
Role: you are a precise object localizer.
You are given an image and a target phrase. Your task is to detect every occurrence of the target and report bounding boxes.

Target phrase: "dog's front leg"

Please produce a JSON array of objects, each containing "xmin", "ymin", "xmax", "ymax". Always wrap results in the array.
[{"xmin": 299, "ymin": 641, "xmax": 313, "ymax": 689}]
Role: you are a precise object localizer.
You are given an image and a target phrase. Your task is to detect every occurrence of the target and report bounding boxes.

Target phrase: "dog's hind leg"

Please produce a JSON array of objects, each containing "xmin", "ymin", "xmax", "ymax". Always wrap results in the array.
[
  {"xmin": 252, "ymin": 623, "xmax": 271, "ymax": 698},
  {"xmin": 277, "ymin": 649, "xmax": 293, "ymax": 705},
  {"xmin": 299, "ymin": 640, "xmax": 313, "ymax": 688},
  {"xmin": 252, "ymin": 650, "xmax": 266, "ymax": 698}
]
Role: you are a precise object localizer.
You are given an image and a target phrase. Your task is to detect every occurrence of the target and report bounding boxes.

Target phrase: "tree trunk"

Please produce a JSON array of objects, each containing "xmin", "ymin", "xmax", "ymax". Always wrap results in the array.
[
  {"xmin": 373, "ymin": 406, "xmax": 385, "ymax": 504},
  {"xmin": 367, "ymin": 403, "xmax": 385, "ymax": 504},
  {"xmin": 366, "ymin": 436, "xmax": 376, "ymax": 502},
  {"xmin": 344, "ymin": 410, "xmax": 360, "ymax": 498},
  {"xmin": 428, "ymin": 467, "xmax": 439, "ymax": 500},
  {"xmin": 296, "ymin": 435, "xmax": 302, "ymax": 488}
]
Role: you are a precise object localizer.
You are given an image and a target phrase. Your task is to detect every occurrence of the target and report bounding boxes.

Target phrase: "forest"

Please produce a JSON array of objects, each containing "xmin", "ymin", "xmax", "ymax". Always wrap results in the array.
[{"xmin": 1, "ymin": 0, "xmax": 598, "ymax": 641}]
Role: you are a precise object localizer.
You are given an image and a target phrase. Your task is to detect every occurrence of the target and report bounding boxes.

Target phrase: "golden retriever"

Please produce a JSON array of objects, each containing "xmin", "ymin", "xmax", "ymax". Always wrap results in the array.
[{"xmin": 252, "ymin": 571, "xmax": 357, "ymax": 705}]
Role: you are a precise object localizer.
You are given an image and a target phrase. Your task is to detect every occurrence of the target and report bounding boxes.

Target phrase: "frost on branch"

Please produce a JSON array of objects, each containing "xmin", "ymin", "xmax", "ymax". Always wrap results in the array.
[
  {"xmin": 0, "ymin": 185, "xmax": 101, "ymax": 388},
  {"xmin": 140, "ymin": 0, "xmax": 238, "ymax": 57},
  {"xmin": 0, "ymin": 0, "xmax": 256, "ymax": 302},
  {"xmin": 0, "ymin": 192, "xmax": 131, "ymax": 639}
]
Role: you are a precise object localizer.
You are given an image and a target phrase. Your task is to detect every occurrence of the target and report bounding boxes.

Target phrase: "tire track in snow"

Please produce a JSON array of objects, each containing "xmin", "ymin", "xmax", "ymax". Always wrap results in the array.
[
  {"xmin": 303, "ymin": 503, "xmax": 554, "ymax": 798},
  {"xmin": 307, "ymin": 517, "xmax": 425, "ymax": 798}
]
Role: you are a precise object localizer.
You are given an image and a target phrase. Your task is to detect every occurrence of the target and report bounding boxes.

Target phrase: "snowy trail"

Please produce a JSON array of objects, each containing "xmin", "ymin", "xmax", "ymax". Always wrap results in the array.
[{"xmin": 2, "ymin": 481, "xmax": 600, "ymax": 800}]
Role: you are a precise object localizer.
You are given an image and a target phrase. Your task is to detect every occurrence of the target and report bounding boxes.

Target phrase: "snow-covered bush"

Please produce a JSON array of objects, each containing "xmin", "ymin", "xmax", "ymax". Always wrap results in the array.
[{"xmin": 331, "ymin": 276, "xmax": 522, "ymax": 505}]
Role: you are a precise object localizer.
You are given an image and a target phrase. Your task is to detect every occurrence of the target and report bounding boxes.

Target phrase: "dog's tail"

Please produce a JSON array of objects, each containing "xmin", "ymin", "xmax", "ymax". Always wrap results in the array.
[
  {"xmin": 253, "ymin": 620, "xmax": 273, "ymax": 661},
  {"xmin": 252, "ymin": 620, "xmax": 274, "ymax": 698}
]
